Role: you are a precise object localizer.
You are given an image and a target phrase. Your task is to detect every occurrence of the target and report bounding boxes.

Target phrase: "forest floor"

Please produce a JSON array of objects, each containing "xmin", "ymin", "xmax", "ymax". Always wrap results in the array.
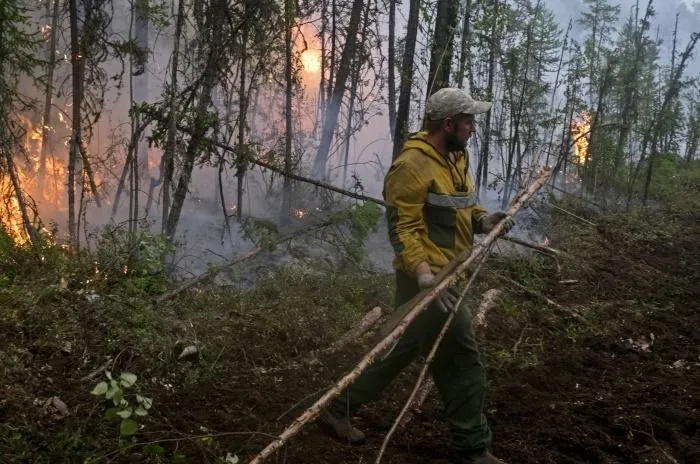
[{"xmin": 1, "ymin": 201, "xmax": 699, "ymax": 464}]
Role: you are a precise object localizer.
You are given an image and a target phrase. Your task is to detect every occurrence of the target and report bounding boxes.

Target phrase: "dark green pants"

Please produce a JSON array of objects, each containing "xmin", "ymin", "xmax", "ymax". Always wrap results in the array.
[{"xmin": 329, "ymin": 271, "xmax": 491, "ymax": 455}]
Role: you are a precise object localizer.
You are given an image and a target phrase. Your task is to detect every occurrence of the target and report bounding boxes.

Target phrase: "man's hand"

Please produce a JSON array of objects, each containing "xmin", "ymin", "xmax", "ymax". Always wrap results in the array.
[
  {"xmin": 479, "ymin": 211, "xmax": 515, "ymax": 235},
  {"xmin": 417, "ymin": 272, "xmax": 461, "ymax": 313}
]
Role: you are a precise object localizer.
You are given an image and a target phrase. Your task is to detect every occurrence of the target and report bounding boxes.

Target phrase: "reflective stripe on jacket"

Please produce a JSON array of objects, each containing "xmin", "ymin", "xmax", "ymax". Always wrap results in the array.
[{"xmin": 384, "ymin": 131, "xmax": 487, "ymax": 275}]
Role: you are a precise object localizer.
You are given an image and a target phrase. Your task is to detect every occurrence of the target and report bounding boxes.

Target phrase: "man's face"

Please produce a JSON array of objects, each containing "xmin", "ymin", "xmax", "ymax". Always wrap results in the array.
[{"xmin": 444, "ymin": 114, "xmax": 477, "ymax": 152}]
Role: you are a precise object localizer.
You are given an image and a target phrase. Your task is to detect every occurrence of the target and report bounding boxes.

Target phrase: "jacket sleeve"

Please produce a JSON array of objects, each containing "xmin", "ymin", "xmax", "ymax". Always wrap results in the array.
[
  {"xmin": 384, "ymin": 159, "xmax": 430, "ymax": 274},
  {"xmin": 472, "ymin": 203, "xmax": 488, "ymax": 228}
]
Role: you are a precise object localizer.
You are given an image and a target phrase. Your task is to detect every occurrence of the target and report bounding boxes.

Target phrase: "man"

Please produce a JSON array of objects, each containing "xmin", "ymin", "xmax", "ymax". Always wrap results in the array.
[{"xmin": 319, "ymin": 88, "xmax": 514, "ymax": 464}]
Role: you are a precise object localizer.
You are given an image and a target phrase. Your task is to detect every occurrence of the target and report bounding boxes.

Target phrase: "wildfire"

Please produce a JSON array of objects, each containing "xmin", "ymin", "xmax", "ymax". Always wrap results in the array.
[
  {"xmin": 571, "ymin": 112, "xmax": 591, "ymax": 164},
  {"xmin": 0, "ymin": 115, "xmax": 68, "ymax": 244},
  {"xmin": 300, "ymin": 49, "xmax": 321, "ymax": 74}
]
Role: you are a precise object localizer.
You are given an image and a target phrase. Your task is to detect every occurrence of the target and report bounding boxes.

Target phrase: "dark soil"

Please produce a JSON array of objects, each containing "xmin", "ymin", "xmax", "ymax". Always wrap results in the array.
[{"xmin": 1, "ymin": 210, "xmax": 699, "ymax": 463}]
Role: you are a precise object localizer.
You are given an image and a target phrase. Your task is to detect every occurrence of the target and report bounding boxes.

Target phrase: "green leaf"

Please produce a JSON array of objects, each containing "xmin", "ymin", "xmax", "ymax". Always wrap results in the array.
[
  {"xmin": 104, "ymin": 407, "xmax": 120, "ymax": 420},
  {"xmin": 90, "ymin": 382, "xmax": 108, "ymax": 396},
  {"xmin": 119, "ymin": 372, "xmax": 137, "ymax": 388},
  {"xmin": 137, "ymin": 395, "xmax": 153, "ymax": 409},
  {"xmin": 105, "ymin": 385, "xmax": 120, "ymax": 400},
  {"xmin": 112, "ymin": 388, "xmax": 123, "ymax": 406},
  {"xmin": 120, "ymin": 419, "xmax": 139, "ymax": 436},
  {"xmin": 116, "ymin": 409, "xmax": 132, "ymax": 419},
  {"xmin": 134, "ymin": 405, "xmax": 148, "ymax": 416},
  {"xmin": 105, "ymin": 371, "xmax": 112, "ymax": 380},
  {"xmin": 143, "ymin": 444, "xmax": 165, "ymax": 456}
]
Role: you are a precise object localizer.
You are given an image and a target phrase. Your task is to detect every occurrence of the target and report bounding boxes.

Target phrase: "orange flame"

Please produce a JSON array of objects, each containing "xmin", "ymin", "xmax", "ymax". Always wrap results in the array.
[
  {"xmin": 571, "ymin": 112, "xmax": 591, "ymax": 164},
  {"xmin": 0, "ymin": 115, "xmax": 68, "ymax": 243}
]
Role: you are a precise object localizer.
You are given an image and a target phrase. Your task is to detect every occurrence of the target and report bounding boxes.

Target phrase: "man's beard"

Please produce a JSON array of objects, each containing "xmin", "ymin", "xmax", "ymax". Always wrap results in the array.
[{"xmin": 445, "ymin": 131, "xmax": 466, "ymax": 152}]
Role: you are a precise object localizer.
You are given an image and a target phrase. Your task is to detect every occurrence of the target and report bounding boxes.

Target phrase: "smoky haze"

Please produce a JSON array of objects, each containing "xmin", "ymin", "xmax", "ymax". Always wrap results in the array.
[{"xmin": 16, "ymin": 0, "xmax": 700, "ymax": 276}]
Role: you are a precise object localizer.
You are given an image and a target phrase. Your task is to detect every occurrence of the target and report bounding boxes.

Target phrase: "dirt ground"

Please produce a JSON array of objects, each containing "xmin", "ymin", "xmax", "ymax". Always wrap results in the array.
[{"xmin": 1, "ymin": 210, "xmax": 699, "ymax": 463}]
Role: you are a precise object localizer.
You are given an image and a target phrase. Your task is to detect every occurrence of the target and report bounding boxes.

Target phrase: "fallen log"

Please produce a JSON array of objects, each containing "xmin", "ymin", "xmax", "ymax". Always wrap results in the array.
[{"xmin": 247, "ymin": 167, "xmax": 551, "ymax": 464}]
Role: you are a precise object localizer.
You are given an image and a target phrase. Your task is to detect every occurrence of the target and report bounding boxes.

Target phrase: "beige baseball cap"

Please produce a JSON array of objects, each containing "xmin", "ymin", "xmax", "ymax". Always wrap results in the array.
[{"xmin": 425, "ymin": 88, "xmax": 492, "ymax": 121}]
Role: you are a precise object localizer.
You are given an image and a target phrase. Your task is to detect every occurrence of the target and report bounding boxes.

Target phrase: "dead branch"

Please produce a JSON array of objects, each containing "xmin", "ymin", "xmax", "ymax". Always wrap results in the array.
[
  {"xmin": 549, "ymin": 203, "xmax": 596, "ymax": 226},
  {"xmin": 500, "ymin": 234, "xmax": 562, "ymax": 256},
  {"xmin": 491, "ymin": 273, "xmax": 586, "ymax": 323},
  {"xmin": 156, "ymin": 246, "xmax": 263, "ymax": 305},
  {"xmin": 397, "ymin": 289, "xmax": 501, "ymax": 428},
  {"xmin": 156, "ymin": 216, "xmax": 337, "ymax": 305},
  {"xmin": 247, "ymin": 167, "xmax": 551, "ymax": 464}
]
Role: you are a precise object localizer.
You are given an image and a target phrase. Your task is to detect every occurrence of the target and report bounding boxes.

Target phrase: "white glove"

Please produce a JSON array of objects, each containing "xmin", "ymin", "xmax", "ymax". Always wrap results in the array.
[{"xmin": 417, "ymin": 272, "xmax": 461, "ymax": 313}]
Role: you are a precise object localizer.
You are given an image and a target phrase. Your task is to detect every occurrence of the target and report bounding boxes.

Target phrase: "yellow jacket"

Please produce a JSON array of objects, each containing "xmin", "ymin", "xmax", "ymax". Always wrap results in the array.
[{"xmin": 384, "ymin": 132, "xmax": 487, "ymax": 275}]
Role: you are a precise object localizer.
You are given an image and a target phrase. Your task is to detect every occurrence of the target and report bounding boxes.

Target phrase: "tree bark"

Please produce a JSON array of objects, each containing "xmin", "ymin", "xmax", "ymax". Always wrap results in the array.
[
  {"xmin": 68, "ymin": 0, "xmax": 83, "ymax": 244},
  {"xmin": 38, "ymin": 0, "xmax": 60, "ymax": 191},
  {"xmin": 280, "ymin": 0, "xmax": 295, "ymax": 225},
  {"xmin": 427, "ymin": 0, "xmax": 459, "ymax": 95},
  {"xmin": 387, "ymin": 0, "xmax": 397, "ymax": 138},
  {"xmin": 392, "ymin": 0, "xmax": 420, "ymax": 160},
  {"xmin": 311, "ymin": 0, "xmax": 365, "ymax": 178},
  {"xmin": 164, "ymin": 0, "xmax": 226, "ymax": 239},
  {"xmin": 160, "ymin": 0, "xmax": 185, "ymax": 232}
]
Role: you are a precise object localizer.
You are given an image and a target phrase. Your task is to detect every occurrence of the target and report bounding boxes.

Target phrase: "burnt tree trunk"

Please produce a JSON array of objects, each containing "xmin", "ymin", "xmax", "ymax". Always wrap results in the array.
[
  {"xmin": 160, "ymin": 0, "xmax": 185, "ymax": 232},
  {"xmin": 427, "ymin": 0, "xmax": 459, "ymax": 95},
  {"xmin": 67, "ymin": 0, "xmax": 82, "ymax": 244},
  {"xmin": 38, "ymin": 0, "xmax": 60, "ymax": 191},
  {"xmin": 387, "ymin": 0, "xmax": 397, "ymax": 137},
  {"xmin": 280, "ymin": 0, "xmax": 295, "ymax": 225},
  {"xmin": 164, "ymin": 0, "xmax": 226, "ymax": 238},
  {"xmin": 392, "ymin": 0, "xmax": 420, "ymax": 159},
  {"xmin": 311, "ymin": 0, "xmax": 365, "ymax": 179}
]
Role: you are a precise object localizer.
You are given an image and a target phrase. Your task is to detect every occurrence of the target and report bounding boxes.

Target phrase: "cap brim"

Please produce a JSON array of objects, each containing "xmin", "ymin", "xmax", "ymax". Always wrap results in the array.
[{"xmin": 466, "ymin": 100, "xmax": 492, "ymax": 114}]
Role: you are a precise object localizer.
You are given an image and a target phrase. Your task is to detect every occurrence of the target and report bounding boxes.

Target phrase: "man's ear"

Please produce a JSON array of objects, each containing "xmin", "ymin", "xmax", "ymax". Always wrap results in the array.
[{"xmin": 443, "ymin": 118, "xmax": 453, "ymax": 132}]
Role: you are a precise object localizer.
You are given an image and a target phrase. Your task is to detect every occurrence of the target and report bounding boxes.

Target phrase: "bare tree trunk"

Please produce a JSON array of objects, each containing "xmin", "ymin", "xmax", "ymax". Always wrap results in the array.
[
  {"xmin": 2, "ymin": 149, "xmax": 39, "ymax": 245},
  {"xmin": 161, "ymin": 0, "xmax": 185, "ymax": 232},
  {"xmin": 311, "ymin": 0, "xmax": 365, "ymax": 178},
  {"xmin": 342, "ymin": 0, "xmax": 371, "ymax": 187},
  {"xmin": 38, "ymin": 0, "xmax": 60, "ymax": 191},
  {"xmin": 392, "ymin": 0, "xmax": 420, "ymax": 160},
  {"xmin": 236, "ymin": 14, "xmax": 249, "ymax": 222},
  {"xmin": 387, "ymin": 0, "xmax": 397, "ymax": 137},
  {"xmin": 456, "ymin": 0, "xmax": 472, "ymax": 90},
  {"xmin": 642, "ymin": 32, "xmax": 700, "ymax": 204},
  {"xmin": 318, "ymin": 0, "xmax": 327, "ymax": 136},
  {"xmin": 477, "ymin": 5, "xmax": 498, "ymax": 191},
  {"xmin": 327, "ymin": 0, "xmax": 336, "ymax": 102},
  {"xmin": 427, "ymin": 0, "xmax": 459, "ymax": 95},
  {"xmin": 164, "ymin": 0, "xmax": 226, "ymax": 238},
  {"xmin": 68, "ymin": 0, "xmax": 82, "ymax": 244},
  {"xmin": 280, "ymin": 0, "xmax": 295, "ymax": 226}
]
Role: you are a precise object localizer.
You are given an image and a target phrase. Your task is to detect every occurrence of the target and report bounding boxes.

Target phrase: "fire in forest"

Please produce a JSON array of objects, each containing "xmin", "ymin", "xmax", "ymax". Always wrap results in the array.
[
  {"xmin": 571, "ymin": 112, "xmax": 591, "ymax": 164},
  {"xmin": 0, "ymin": 115, "xmax": 69, "ymax": 244},
  {"xmin": 300, "ymin": 49, "xmax": 321, "ymax": 74}
]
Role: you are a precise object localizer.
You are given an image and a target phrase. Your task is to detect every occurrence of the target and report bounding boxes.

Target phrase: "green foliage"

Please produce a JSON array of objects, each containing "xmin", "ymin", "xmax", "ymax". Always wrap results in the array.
[
  {"xmin": 649, "ymin": 157, "xmax": 700, "ymax": 214},
  {"xmin": 90, "ymin": 371, "xmax": 152, "ymax": 437},
  {"xmin": 90, "ymin": 222, "xmax": 174, "ymax": 293},
  {"xmin": 242, "ymin": 217, "xmax": 279, "ymax": 250}
]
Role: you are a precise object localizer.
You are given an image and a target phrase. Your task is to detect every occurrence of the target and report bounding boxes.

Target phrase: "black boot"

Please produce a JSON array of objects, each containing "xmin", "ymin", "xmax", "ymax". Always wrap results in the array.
[{"xmin": 317, "ymin": 408, "xmax": 366, "ymax": 444}]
